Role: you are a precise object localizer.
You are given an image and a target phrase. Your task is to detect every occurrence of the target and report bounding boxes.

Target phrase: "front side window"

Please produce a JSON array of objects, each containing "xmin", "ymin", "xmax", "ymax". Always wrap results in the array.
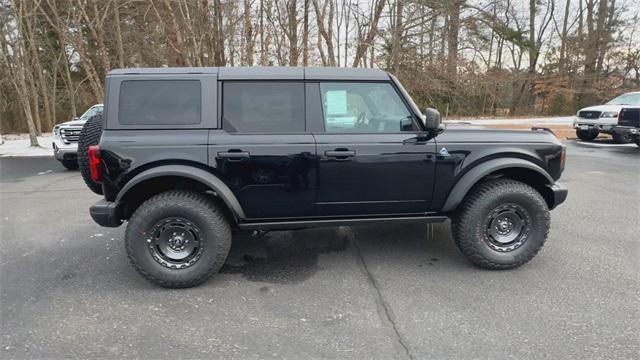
[
  {"xmin": 118, "ymin": 80, "xmax": 201, "ymax": 125},
  {"xmin": 222, "ymin": 82, "xmax": 305, "ymax": 133},
  {"xmin": 320, "ymin": 82, "xmax": 414, "ymax": 133}
]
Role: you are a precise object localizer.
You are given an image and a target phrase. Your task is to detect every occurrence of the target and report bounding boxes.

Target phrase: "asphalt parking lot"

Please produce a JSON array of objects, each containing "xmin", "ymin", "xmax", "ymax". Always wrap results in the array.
[{"xmin": 1, "ymin": 139, "xmax": 638, "ymax": 359}]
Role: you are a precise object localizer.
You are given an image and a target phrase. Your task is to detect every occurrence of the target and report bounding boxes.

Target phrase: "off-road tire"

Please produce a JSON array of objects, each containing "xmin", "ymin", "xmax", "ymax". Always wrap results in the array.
[
  {"xmin": 78, "ymin": 114, "xmax": 103, "ymax": 194},
  {"xmin": 452, "ymin": 179, "xmax": 550, "ymax": 270},
  {"xmin": 60, "ymin": 159, "xmax": 79, "ymax": 170},
  {"xmin": 612, "ymin": 131, "xmax": 634, "ymax": 144},
  {"xmin": 125, "ymin": 191, "xmax": 232, "ymax": 288},
  {"xmin": 576, "ymin": 128, "xmax": 598, "ymax": 141}
]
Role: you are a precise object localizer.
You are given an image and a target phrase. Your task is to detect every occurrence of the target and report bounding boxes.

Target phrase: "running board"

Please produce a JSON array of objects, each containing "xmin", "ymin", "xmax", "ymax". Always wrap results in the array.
[{"xmin": 238, "ymin": 215, "xmax": 448, "ymax": 231}]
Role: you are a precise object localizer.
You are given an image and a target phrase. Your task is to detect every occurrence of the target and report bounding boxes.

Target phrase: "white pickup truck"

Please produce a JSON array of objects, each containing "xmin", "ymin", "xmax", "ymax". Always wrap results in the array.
[
  {"xmin": 574, "ymin": 91, "xmax": 640, "ymax": 143},
  {"xmin": 52, "ymin": 104, "xmax": 103, "ymax": 169}
]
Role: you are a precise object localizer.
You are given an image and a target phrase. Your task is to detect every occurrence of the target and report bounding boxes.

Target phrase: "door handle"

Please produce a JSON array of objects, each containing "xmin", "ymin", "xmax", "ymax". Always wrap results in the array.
[
  {"xmin": 217, "ymin": 151, "xmax": 250, "ymax": 161},
  {"xmin": 325, "ymin": 149, "xmax": 356, "ymax": 159}
]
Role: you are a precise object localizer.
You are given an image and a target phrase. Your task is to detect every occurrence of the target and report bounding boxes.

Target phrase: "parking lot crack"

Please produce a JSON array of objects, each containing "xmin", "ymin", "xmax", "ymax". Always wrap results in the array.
[{"xmin": 346, "ymin": 229, "xmax": 415, "ymax": 360}]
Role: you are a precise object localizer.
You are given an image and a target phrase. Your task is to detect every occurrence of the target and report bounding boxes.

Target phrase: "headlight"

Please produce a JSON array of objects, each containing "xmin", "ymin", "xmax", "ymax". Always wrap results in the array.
[
  {"xmin": 600, "ymin": 111, "xmax": 618, "ymax": 118},
  {"xmin": 53, "ymin": 125, "xmax": 61, "ymax": 136}
]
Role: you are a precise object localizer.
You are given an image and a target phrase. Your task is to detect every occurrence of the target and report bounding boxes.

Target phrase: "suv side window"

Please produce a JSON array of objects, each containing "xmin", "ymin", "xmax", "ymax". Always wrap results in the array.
[
  {"xmin": 222, "ymin": 82, "xmax": 305, "ymax": 133},
  {"xmin": 319, "ymin": 82, "xmax": 415, "ymax": 133},
  {"xmin": 118, "ymin": 80, "xmax": 201, "ymax": 125}
]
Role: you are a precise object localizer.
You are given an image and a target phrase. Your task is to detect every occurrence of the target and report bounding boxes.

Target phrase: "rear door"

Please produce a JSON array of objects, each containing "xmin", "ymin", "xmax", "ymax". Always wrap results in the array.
[
  {"xmin": 208, "ymin": 81, "xmax": 317, "ymax": 219},
  {"xmin": 311, "ymin": 81, "xmax": 437, "ymax": 216}
]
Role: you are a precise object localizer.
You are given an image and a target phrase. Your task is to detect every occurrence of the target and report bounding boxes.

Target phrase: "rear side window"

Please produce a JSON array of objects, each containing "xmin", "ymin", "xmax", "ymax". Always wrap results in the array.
[
  {"xmin": 118, "ymin": 80, "xmax": 201, "ymax": 125},
  {"xmin": 222, "ymin": 82, "xmax": 304, "ymax": 133}
]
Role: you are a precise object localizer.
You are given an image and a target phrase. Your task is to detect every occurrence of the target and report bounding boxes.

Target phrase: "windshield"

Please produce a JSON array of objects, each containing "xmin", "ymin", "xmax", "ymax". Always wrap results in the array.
[
  {"xmin": 607, "ymin": 93, "xmax": 640, "ymax": 105},
  {"xmin": 79, "ymin": 105, "xmax": 103, "ymax": 121}
]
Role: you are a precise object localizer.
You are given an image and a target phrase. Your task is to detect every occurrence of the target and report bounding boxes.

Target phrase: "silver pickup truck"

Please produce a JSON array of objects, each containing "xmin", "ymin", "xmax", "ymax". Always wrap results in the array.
[
  {"xmin": 573, "ymin": 92, "xmax": 640, "ymax": 143},
  {"xmin": 52, "ymin": 104, "xmax": 103, "ymax": 169}
]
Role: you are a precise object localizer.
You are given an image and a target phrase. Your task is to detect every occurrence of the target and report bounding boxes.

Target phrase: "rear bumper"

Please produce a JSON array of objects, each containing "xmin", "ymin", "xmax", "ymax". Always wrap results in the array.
[
  {"xmin": 548, "ymin": 182, "xmax": 568, "ymax": 209},
  {"xmin": 613, "ymin": 126, "xmax": 639, "ymax": 136},
  {"xmin": 90, "ymin": 200, "xmax": 123, "ymax": 227}
]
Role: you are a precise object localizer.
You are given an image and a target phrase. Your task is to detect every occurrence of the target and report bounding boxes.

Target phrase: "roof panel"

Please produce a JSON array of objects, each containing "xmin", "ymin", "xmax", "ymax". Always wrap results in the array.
[
  {"xmin": 305, "ymin": 67, "xmax": 389, "ymax": 81},
  {"xmin": 219, "ymin": 67, "xmax": 303, "ymax": 80},
  {"xmin": 108, "ymin": 66, "xmax": 390, "ymax": 81},
  {"xmin": 108, "ymin": 67, "xmax": 219, "ymax": 75}
]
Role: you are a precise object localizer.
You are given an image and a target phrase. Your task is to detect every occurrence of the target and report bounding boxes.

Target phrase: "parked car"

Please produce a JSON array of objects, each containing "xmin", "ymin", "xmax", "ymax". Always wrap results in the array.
[
  {"xmin": 573, "ymin": 91, "xmax": 640, "ymax": 143},
  {"xmin": 613, "ymin": 107, "xmax": 640, "ymax": 147},
  {"xmin": 84, "ymin": 67, "xmax": 567, "ymax": 288},
  {"xmin": 52, "ymin": 104, "xmax": 103, "ymax": 169}
]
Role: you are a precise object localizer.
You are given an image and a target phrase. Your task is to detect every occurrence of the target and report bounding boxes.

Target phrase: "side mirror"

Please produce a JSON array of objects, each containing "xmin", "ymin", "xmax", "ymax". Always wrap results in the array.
[
  {"xmin": 72, "ymin": 117, "xmax": 79, "ymax": 121},
  {"xmin": 421, "ymin": 107, "xmax": 442, "ymax": 131}
]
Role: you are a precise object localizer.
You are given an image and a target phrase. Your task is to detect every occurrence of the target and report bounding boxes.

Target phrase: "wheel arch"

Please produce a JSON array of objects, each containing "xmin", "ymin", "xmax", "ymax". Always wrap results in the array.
[
  {"xmin": 441, "ymin": 158, "xmax": 555, "ymax": 212},
  {"xmin": 116, "ymin": 165, "xmax": 246, "ymax": 223}
]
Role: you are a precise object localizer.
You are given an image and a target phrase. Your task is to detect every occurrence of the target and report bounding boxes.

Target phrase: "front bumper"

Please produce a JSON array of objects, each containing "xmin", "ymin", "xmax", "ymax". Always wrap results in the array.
[
  {"xmin": 548, "ymin": 182, "xmax": 568, "ymax": 209},
  {"xmin": 52, "ymin": 138, "xmax": 78, "ymax": 161},
  {"xmin": 573, "ymin": 117, "xmax": 617, "ymax": 133},
  {"xmin": 90, "ymin": 200, "xmax": 123, "ymax": 227}
]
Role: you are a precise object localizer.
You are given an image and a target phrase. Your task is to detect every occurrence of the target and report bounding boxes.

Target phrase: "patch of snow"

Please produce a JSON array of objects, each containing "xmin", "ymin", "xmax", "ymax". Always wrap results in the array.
[
  {"xmin": 0, "ymin": 134, "xmax": 54, "ymax": 157},
  {"xmin": 445, "ymin": 116, "xmax": 574, "ymax": 126}
]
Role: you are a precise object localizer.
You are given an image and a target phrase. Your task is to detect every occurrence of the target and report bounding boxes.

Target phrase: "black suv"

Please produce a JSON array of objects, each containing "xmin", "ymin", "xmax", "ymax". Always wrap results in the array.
[
  {"xmin": 82, "ymin": 67, "xmax": 567, "ymax": 288},
  {"xmin": 613, "ymin": 107, "xmax": 640, "ymax": 147}
]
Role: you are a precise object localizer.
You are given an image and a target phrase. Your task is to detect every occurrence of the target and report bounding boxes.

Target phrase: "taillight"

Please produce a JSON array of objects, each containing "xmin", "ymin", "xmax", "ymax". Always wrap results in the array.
[
  {"xmin": 88, "ymin": 145, "xmax": 102, "ymax": 183},
  {"xmin": 560, "ymin": 147, "xmax": 566, "ymax": 172}
]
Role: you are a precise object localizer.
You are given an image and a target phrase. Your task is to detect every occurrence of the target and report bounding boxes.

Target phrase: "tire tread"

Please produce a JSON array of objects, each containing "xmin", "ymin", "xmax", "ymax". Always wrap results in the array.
[
  {"xmin": 452, "ymin": 179, "xmax": 550, "ymax": 270},
  {"xmin": 125, "ymin": 190, "xmax": 231, "ymax": 288},
  {"xmin": 78, "ymin": 114, "xmax": 104, "ymax": 194}
]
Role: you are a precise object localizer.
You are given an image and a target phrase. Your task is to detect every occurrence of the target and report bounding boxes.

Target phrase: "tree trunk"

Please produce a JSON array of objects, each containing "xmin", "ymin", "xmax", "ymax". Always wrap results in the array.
[
  {"xmin": 302, "ymin": 0, "xmax": 309, "ymax": 66},
  {"xmin": 114, "ymin": 2, "xmax": 126, "ymax": 68},
  {"xmin": 313, "ymin": 0, "xmax": 336, "ymax": 66},
  {"xmin": 559, "ymin": 0, "xmax": 571, "ymax": 74},
  {"xmin": 288, "ymin": 0, "xmax": 299, "ymax": 65},
  {"xmin": 244, "ymin": 0, "xmax": 255, "ymax": 65},
  {"xmin": 446, "ymin": 1, "xmax": 462, "ymax": 80},
  {"xmin": 352, "ymin": 0, "xmax": 385, "ymax": 67},
  {"xmin": 390, "ymin": 0, "xmax": 404, "ymax": 71}
]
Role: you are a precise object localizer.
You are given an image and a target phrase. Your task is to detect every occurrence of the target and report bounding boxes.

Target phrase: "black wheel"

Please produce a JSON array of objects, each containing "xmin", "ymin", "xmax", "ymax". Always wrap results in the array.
[
  {"xmin": 612, "ymin": 131, "xmax": 634, "ymax": 144},
  {"xmin": 125, "ymin": 191, "xmax": 232, "ymax": 288},
  {"xmin": 576, "ymin": 128, "xmax": 598, "ymax": 141},
  {"xmin": 452, "ymin": 179, "xmax": 550, "ymax": 270},
  {"xmin": 60, "ymin": 159, "xmax": 78, "ymax": 170},
  {"xmin": 78, "ymin": 114, "xmax": 103, "ymax": 194}
]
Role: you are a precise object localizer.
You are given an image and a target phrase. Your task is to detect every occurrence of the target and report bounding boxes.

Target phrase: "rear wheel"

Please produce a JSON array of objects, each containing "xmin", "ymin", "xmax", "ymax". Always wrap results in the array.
[
  {"xmin": 576, "ymin": 128, "xmax": 598, "ymax": 141},
  {"xmin": 612, "ymin": 131, "xmax": 634, "ymax": 144},
  {"xmin": 125, "ymin": 191, "xmax": 232, "ymax": 288},
  {"xmin": 452, "ymin": 179, "xmax": 550, "ymax": 270},
  {"xmin": 78, "ymin": 114, "xmax": 103, "ymax": 194}
]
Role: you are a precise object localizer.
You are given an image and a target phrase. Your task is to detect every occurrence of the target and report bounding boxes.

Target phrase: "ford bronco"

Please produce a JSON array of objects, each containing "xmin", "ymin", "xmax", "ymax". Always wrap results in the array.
[{"xmin": 83, "ymin": 67, "xmax": 567, "ymax": 288}]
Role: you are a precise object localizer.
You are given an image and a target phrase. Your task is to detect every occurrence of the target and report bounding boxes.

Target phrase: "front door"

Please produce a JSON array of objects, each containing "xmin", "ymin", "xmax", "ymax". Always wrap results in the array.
[
  {"xmin": 312, "ymin": 82, "xmax": 437, "ymax": 216},
  {"xmin": 209, "ymin": 81, "xmax": 316, "ymax": 219}
]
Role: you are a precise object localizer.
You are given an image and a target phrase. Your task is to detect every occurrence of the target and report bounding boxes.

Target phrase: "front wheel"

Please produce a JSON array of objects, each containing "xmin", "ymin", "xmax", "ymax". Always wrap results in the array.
[
  {"xmin": 612, "ymin": 131, "xmax": 634, "ymax": 144},
  {"xmin": 576, "ymin": 128, "xmax": 598, "ymax": 141},
  {"xmin": 125, "ymin": 191, "xmax": 232, "ymax": 288},
  {"xmin": 452, "ymin": 179, "xmax": 550, "ymax": 270},
  {"xmin": 60, "ymin": 159, "xmax": 79, "ymax": 170}
]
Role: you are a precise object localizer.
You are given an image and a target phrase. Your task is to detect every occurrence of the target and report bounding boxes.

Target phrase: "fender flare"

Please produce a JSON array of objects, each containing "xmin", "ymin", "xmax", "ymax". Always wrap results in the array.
[
  {"xmin": 441, "ymin": 158, "xmax": 554, "ymax": 212},
  {"xmin": 116, "ymin": 165, "xmax": 246, "ymax": 220}
]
